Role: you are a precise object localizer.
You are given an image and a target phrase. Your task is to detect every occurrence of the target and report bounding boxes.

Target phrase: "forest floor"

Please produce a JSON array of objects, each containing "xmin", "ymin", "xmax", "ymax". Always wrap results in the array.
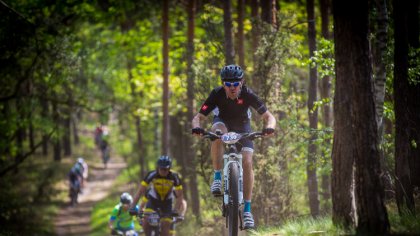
[{"xmin": 54, "ymin": 156, "xmax": 126, "ymax": 236}]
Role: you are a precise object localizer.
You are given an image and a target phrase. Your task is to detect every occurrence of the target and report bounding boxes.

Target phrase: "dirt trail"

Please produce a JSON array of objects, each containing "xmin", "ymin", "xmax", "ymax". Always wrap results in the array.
[{"xmin": 54, "ymin": 158, "xmax": 126, "ymax": 236}]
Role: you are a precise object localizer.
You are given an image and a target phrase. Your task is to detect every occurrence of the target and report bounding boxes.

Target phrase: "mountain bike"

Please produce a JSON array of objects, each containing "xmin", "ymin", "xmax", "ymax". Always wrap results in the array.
[
  {"xmin": 134, "ymin": 210, "xmax": 182, "ymax": 236},
  {"xmin": 203, "ymin": 131, "xmax": 263, "ymax": 236}
]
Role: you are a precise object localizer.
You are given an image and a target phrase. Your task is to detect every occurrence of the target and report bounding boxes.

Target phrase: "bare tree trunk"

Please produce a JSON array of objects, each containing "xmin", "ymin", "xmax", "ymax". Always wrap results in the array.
[
  {"xmin": 371, "ymin": 0, "xmax": 392, "ymax": 199},
  {"xmin": 393, "ymin": 0, "xmax": 416, "ymax": 215},
  {"xmin": 41, "ymin": 98, "xmax": 49, "ymax": 155},
  {"xmin": 306, "ymin": 0, "xmax": 320, "ymax": 217},
  {"xmin": 250, "ymin": 0, "xmax": 260, "ymax": 91},
  {"xmin": 186, "ymin": 0, "xmax": 200, "ymax": 217},
  {"xmin": 162, "ymin": 0, "xmax": 170, "ymax": 155},
  {"xmin": 237, "ymin": 0, "xmax": 245, "ymax": 68},
  {"xmin": 62, "ymin": 112, "xmax": 71, "ymax": 157},
  {"xmin": 319, "ymin": 0, "xmax": 332, "ymax": 214},
  {"xmin": 223, "ymin": 0, "xmax": 235, "ymax": 64},
  {"xmin": 334, "ymin": 0, "xmax": 389, "ymax": 233},
  {"xmin": 72, "ymin": 113, "xmax": 80, "ymax": 145},
  {"xmin": 406, "ymin": 0, "xmax": 420, "ymax": 196},
  {"xmin": 332, "ymin": 0, "xmax": 357, "ymax": 227},
  {"xmin": 29, "ymin": 120, "xmax": 34, "ymax": 150},
  {"xmin": 52, "ymin": 96, "xmax": 61, "ymax": 162}
]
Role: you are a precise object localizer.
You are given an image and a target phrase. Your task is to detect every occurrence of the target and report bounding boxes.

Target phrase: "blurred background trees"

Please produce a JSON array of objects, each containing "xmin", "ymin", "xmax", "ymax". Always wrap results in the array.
[{"xmin": 1, "ymin": 0, "xmax": 419, "ymax": 235}]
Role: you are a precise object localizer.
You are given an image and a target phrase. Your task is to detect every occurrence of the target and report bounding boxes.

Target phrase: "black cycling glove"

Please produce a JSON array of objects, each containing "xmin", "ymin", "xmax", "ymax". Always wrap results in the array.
[
  {"xmin": 192, "ymin": 127, "xmax": 205, "ymax": 135},
  {"xmin": 129, "ymin": 208, "xmax": 138, "ymax": 216},
  {"xmin": 262, "ymin": 128, "xmax": 275, "ymax": 135}
]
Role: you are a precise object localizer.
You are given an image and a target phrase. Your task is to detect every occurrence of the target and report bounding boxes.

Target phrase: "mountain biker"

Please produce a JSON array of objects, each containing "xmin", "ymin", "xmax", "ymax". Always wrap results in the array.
[
  {"xmin": 109, "ymin": 192, "xmax": 140, "ymax": 236},
  {"xmin": 191, "ymin": 64, "xmax": 276, "ymax": 229},
  {"xmin": 100, "ymin": 133, "xmax": 111, "ymax": 168},
  {"xmin": 130, "ymin": 156, "xmax": 185, "ymax": 236},
  {"xmin": 94, "ymin": 124, "xmax": 103, "ymax": 147},
  {"xmin": 77, "ymin": 157, "xmax": 88, "ymax": 190},
  {"xmin": 68, "ymin": 159, "xmax": 84, "ymax": 203}
]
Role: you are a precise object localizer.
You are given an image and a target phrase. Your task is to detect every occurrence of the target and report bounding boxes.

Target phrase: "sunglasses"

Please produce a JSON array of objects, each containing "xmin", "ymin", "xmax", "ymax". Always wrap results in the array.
[
  {"xmin": 159, "ymin": 167, "xmax": 170, "ymax": 171},
  {"xmin": 223, "ymin": 81, "xmax": 241, "ymax": 87}
]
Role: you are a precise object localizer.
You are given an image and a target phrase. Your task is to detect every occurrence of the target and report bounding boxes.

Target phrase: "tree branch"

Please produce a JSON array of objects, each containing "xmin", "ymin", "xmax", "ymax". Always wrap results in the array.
[{"xmin": 0, "ymin": 128, "xmax": 56, "ymax": 177}]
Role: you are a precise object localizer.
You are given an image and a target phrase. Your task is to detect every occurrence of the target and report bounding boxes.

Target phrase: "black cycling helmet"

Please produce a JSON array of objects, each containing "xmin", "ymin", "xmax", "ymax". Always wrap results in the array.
[
  {"xmin": 120, "ymin": 192, "xmax": 133, "ymax": 204},
  {"xmin": 220, "ymin": 64, "xmax": 244, "ymax": 81},
  {"xmin": 157, "ymin": 155, "xmax": 172, "ymax": 168}
]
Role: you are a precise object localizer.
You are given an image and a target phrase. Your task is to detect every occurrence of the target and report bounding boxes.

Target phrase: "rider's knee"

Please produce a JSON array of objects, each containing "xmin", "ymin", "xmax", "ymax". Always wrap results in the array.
[{"xmin": 211, "ymin": 123, "xmax": 227, "ymax": 133}]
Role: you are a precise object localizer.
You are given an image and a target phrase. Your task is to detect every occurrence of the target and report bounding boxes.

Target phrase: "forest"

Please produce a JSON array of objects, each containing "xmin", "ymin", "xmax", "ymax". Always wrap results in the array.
[{"xmin": 1, "ymin": 0, "xmax": 419, "ymax": 235}]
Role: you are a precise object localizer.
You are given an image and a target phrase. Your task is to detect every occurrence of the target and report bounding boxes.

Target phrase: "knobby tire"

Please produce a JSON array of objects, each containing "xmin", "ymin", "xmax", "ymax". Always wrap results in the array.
[{"xmin": 228, "ymin": 162, "xmax": 239, "ymax": 236}]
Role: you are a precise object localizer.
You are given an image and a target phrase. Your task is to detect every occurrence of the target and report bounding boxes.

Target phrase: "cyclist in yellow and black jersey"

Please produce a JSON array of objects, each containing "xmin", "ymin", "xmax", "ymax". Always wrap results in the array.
[{"xmin": 130, "ymin": 156, "xmax": 184, "ymax": 236}]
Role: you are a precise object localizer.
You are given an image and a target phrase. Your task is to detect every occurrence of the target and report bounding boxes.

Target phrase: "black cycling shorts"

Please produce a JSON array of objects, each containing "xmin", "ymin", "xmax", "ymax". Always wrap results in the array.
[
  {"xmin": 145, "ymin": 197, "xmax": 173, "ymax": 214},
  {"xmin": 212, "ymin": 116, "xmax": 254, "ymax": 152}
]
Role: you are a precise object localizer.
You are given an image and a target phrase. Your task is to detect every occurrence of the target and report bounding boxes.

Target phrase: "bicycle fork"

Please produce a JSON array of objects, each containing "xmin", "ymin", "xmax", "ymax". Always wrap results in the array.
[{"xmin": 222, "ymin": 153, "xmax": 244, "ymax": 214}]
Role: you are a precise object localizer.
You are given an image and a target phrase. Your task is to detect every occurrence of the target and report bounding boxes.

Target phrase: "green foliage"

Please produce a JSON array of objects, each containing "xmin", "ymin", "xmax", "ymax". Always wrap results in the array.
[{"xmin": 308, "ymin": 38, "xmax": 335, "ymax": 78}]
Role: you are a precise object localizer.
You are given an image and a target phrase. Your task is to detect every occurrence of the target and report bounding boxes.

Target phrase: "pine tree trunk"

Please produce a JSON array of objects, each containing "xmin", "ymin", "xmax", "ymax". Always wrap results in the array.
[
  {"xmin": 223, "ymin": 0, "xmax": 235, "ymax": 64},
  {"xmin": 52, "ymin": 97, "xmax": 61, "ymax": 162},
  {"xmin": 306, "ymin": 0, "xmax": 320, "ymax": 217},
  {"xmin": 162, "ymin": 0, "xmax": 170, "ymax": 155},
  {"xmin": 41, "ymin": 98, "xmax": 49, "ymax": 155},
  {"xmin": 393, "ymin": 0, "xmax": 416, "ymax": 215},
  {"xmin": 319, "ymin": 0, "xmax": 332, "ymax": 214},
  {"xmin": 406, "ymin": 0, "xmax": 420, "ymax": 195},
  {"xmin": 332, "ymin": 0, "xmax": 357, "ymax": 227},
  {"xmin": 237, "ymin": 0, "xmax": 245, "ymax": 68},
  {"xmin": 334, "ymin": 0, "xmax": 389, "ymax": 233},
  {"xmin": 186, "ymin": 0, "xmax": 200, "ymax": 217},
  {"xmin": 371, "ymin": 0, "xmax": 392, "ymax": 199}
]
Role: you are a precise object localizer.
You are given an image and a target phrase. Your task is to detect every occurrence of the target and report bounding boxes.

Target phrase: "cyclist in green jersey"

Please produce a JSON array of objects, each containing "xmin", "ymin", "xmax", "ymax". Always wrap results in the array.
[{"xmin": 109, "ymin": 192, "xmax": 140, "ymax": 235}]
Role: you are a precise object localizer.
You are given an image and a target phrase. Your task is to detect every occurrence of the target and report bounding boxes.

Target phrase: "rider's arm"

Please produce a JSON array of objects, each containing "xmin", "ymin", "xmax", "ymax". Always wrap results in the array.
[
  {"xmin": 192, "ymin": 113, "xmax": 207, "ymax": 128},
  {"xmin": 174, "ymin": 188, "xmax": 184, "ymax": 213},
  {"xmin": 109, "ymin": 206, "xmax": 119, "ymax": 230},
  {"xmin": 108, "ymin": 218, "xmax": 115, "ymax": 230},
  {"xmin": 261, "ymin": 110, "xmax": 276, "ymax": 129},
  {"xmin": 131, "ymin": 184, "xmax": 147, "ymax": 209}
]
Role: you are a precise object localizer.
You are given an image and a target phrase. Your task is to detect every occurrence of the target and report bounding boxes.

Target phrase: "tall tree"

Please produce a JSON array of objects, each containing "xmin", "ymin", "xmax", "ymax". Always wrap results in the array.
[
  {"xmin": 319, "ymin": 0, "xmax": 332, "ymax": 213},
  {"xmin": 260, "ymin": 0, "xmax": 277, "ymax": 28},
  {"xmin": 331, "ymin": 0, "xmax": 357, "ymax": 228},
  {"xmin": 237, "ymin": 0, "xmax": 245, "ymax": 68},
  {"xmin": 223, "ymin": 0, "xmax": 235, "ymax": 64},
  {"xmin": 393, "ymin": 0, "xmax": 416, "ymax": 215},
  {"xmin": 306, "ymin": 0, "xmax": 320, "ymax": 217},
  {"xmin": 406, "ymin": 0, "xmax": 420, "ymax": 198},
  {"xmin": 370, "ymin": 0, "xmax": 391, "ymax": 199},
  {"xmin": 185, "ymin": 0, "xmax": 200, "ymax": 217},
  {"xmin": 162, "ymin": 0, "xmax": 170, "ymax": 155},
  {"xmin": 333, "ymin": 0, "xmax": 389, "ymax": 233}
]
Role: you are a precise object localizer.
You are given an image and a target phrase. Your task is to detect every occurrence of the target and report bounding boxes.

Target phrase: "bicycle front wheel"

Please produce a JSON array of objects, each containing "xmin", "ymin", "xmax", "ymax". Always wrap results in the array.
[{"xmin": 228, "ymin": 162, "xmax": 239, "ymax": 236}]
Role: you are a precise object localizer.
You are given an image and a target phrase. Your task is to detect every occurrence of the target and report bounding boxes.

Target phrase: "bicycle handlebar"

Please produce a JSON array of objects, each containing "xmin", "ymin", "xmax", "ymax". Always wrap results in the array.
[
  {"xmin": 132, "ymin": 210, "xmax": 179, "ymax": 218},
  {"xmin": 203, "ymin": 131, "xmax": 264, "ymax": 141}
]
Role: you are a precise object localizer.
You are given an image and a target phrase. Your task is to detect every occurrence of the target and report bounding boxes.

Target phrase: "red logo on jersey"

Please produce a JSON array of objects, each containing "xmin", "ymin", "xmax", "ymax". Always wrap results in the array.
[
  {"xmin": 201, "ymin": 104, "xmax": 208, "ymax": 111},
  {"xmin": 237, "ymin": 99, "xmax": 243, "ymax": 105}
]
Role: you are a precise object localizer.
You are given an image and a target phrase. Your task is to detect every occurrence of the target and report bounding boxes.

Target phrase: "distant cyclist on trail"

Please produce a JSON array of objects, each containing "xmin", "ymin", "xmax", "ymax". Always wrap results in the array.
[
  {"xmin": 68, "ymin": 158, "xmax": 86, "ymax": 204},
  {"xmin": 191, "ymin": 64, "xmax": 276, "ymax": 229},
  {"xmin": 130, "ymin": 156, "xmax": 185, "ymax": 236},
  {"xmin": 109, "ymin": 192, "xmax": 140, "ymax": 236},
  {"xmin": 100, "ymin": 132, "xmax": 111, "ymax": 168}
]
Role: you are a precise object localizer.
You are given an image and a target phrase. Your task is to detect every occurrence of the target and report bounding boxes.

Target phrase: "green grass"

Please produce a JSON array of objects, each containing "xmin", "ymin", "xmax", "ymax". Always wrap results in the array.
[
  {"xmin": 249, "ymin": 216, "xmax": 352, "ymax": 236},
  {"xmin": 90, "ymin": 164, "xmax": 142, "ymax": 236},
  {"xmin": 388, "ymin": 203, "xmax": 420, "ymax": 234}
]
